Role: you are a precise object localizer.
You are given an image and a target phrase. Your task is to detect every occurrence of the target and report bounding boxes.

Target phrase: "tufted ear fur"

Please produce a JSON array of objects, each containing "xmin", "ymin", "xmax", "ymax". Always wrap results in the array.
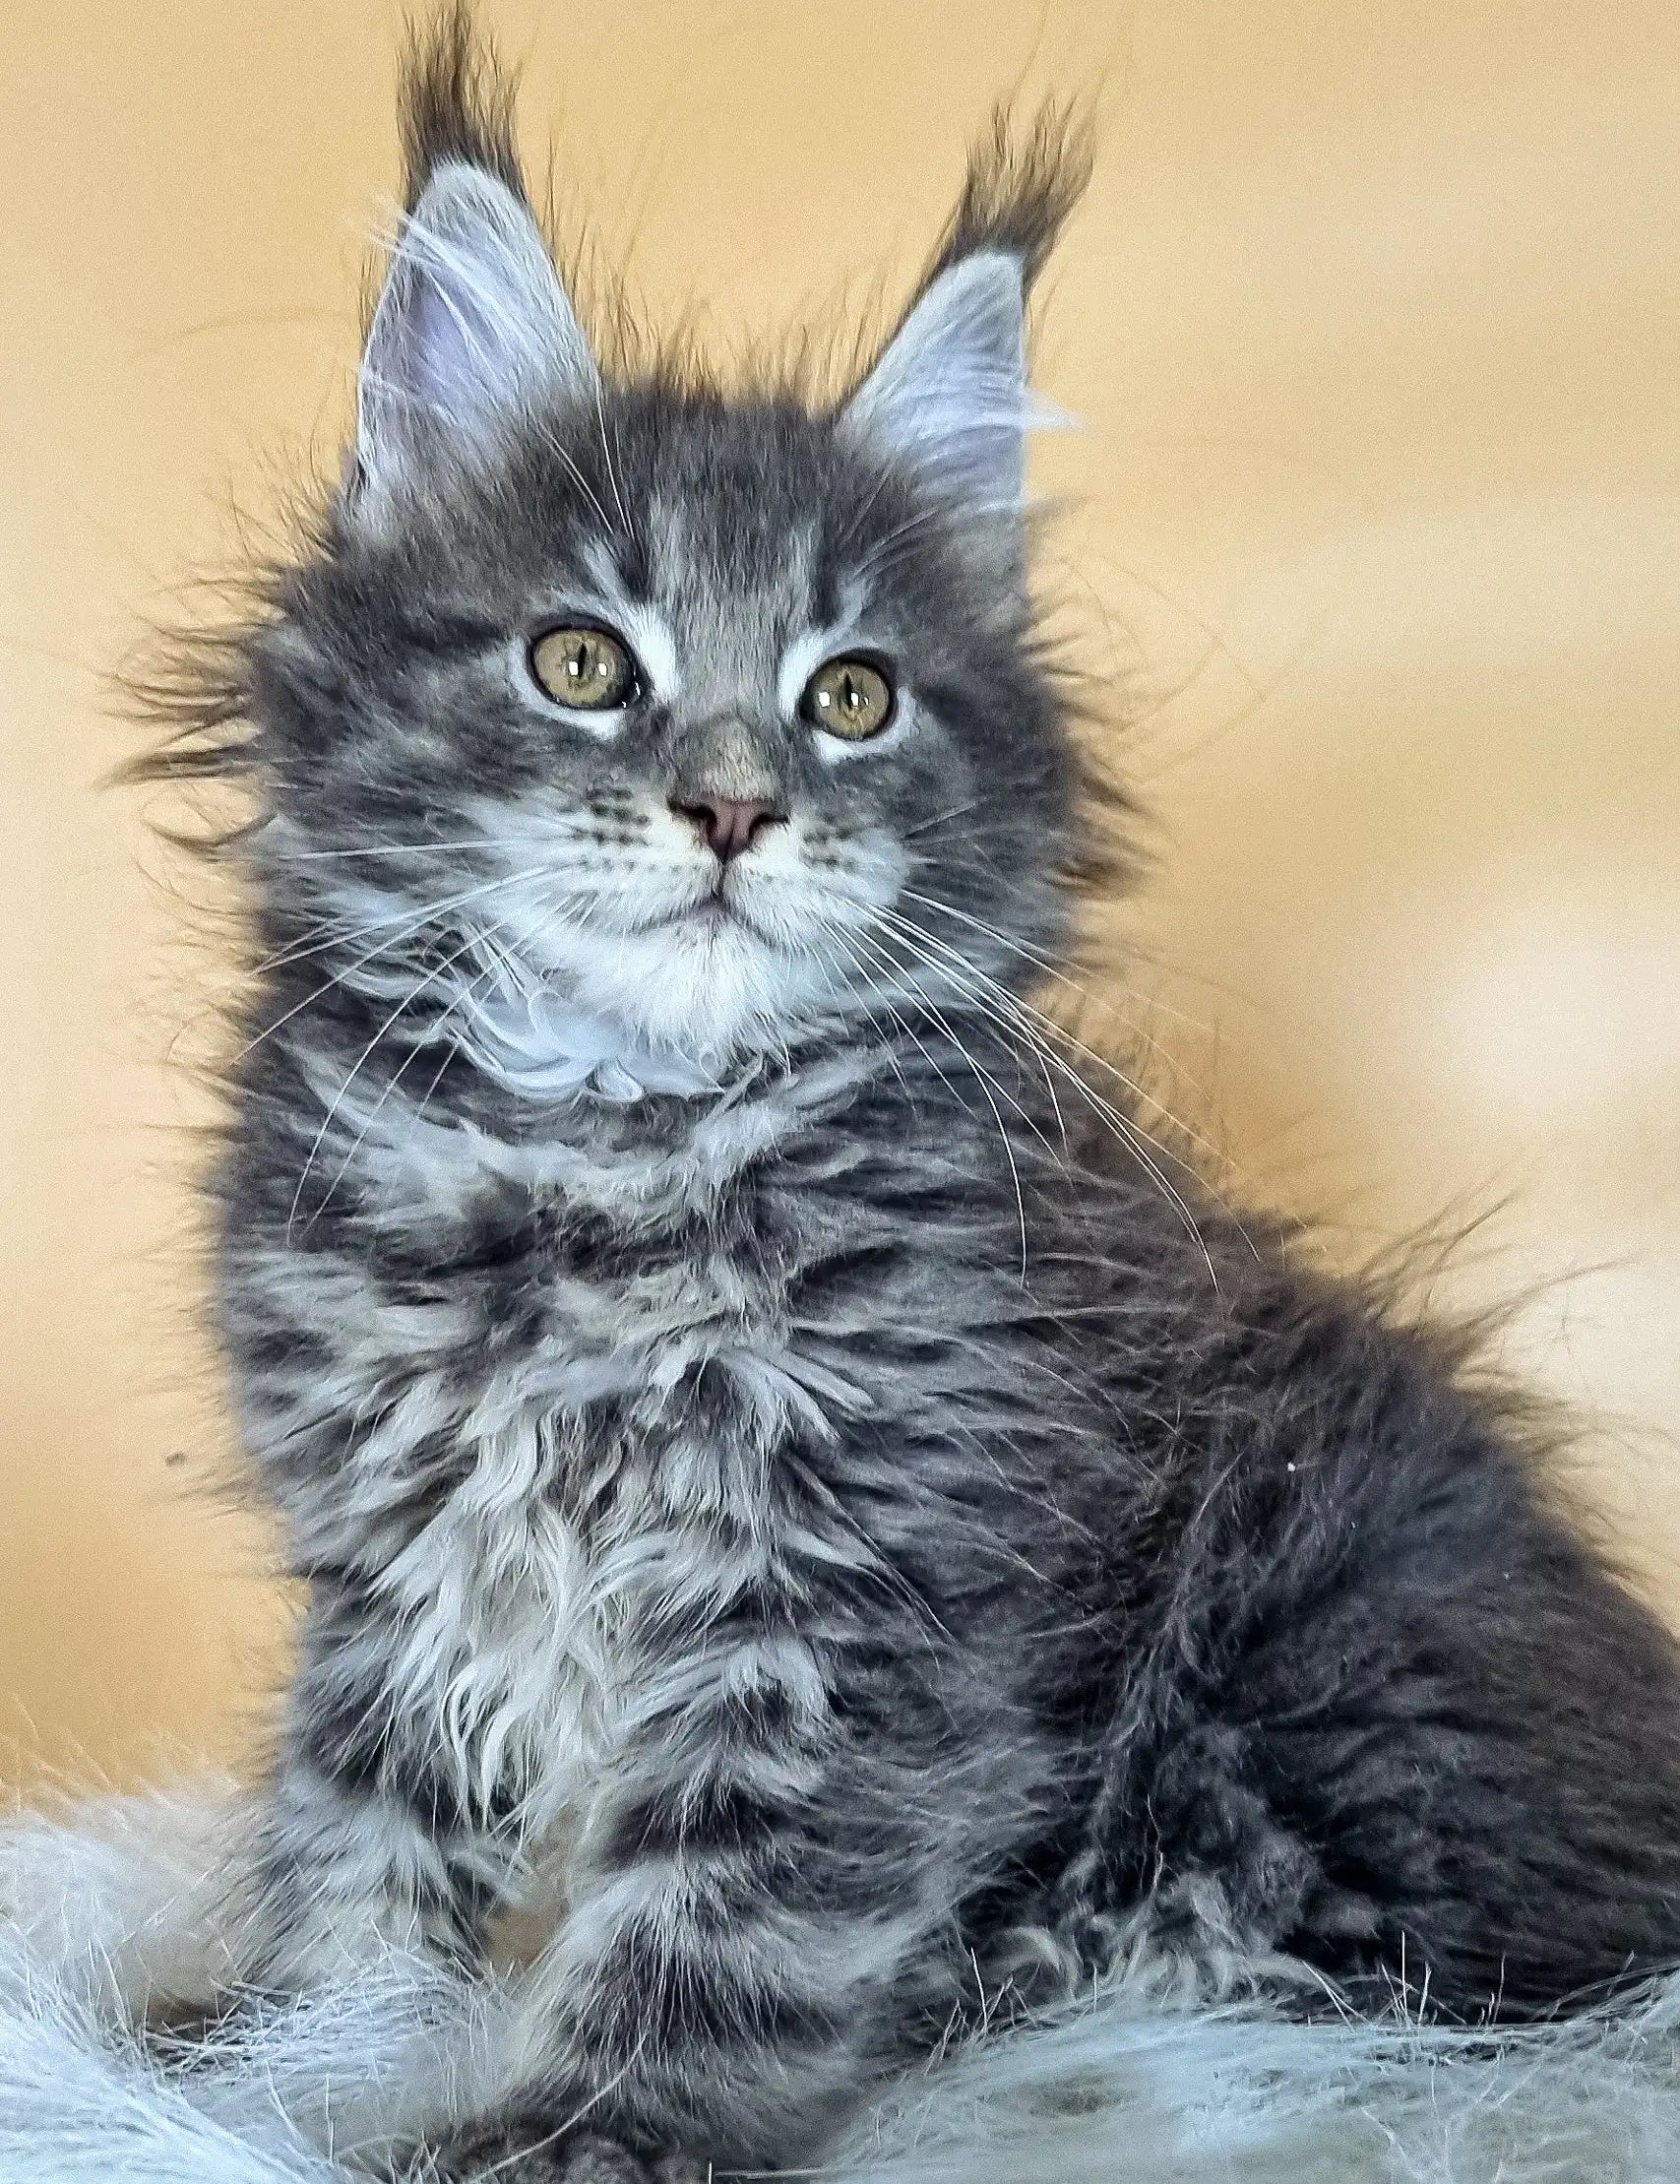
[
  {"xmin": 349, "ymin": 7, "xmax": 595, "ymax": 516},
  {"xmin": 840, "ymin": 106, "xmax": 1091, "ymax": 578},
  {"xmin": 353, "ymin": 162, "xmax": 595, "ymax": 511}
]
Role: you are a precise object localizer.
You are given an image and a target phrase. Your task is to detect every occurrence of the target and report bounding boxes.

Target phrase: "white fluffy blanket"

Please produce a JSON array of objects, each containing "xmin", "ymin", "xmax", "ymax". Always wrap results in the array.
[{"xmin": 4, "ymin": 1782, "xmax": 1680, "ymax": 2184}]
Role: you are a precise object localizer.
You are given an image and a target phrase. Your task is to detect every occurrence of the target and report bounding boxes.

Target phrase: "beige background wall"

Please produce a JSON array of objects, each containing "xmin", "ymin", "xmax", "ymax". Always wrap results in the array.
[{"xmin": 2, "ymin": 1, "xmax": 1678, "ymax": 1791}]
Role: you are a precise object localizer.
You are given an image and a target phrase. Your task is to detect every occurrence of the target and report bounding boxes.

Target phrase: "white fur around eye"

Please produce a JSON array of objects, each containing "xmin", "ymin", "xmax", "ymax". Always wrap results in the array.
[
  {"xmin": 622, "ymin": 610, "xmax": 678, "ymax": 700},
  {"xmin": 778, "ymin": 626, "xmax": 846, "ymax": 721},
  {"xmin": 513, "ymin": 599, "xmax": 681, "ymax": 737},
  {"xmin": 810, "ymin": 692, "xmax": 913, "ymax": 765}
]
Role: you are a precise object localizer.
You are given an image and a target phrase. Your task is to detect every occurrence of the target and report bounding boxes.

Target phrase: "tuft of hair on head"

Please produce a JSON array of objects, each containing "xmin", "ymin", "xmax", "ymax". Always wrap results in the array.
[
  {"xmin": 396, "ymin": 0, "xmax": 528, "ymax": 214},
  {"xmin": 926, "ymin": 100, "xmax": 1096, "ymax": 297}
]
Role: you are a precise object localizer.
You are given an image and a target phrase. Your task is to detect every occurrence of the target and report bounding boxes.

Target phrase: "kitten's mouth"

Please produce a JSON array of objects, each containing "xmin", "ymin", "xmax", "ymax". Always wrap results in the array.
[
  {"xmin": 607, "ymin": 879, "xmax": 782, "ymax": 950},
  {"xmin": 672, "ymin": 889, "xmax": 775, "ymax": 943},
  {"xmin": 613, "ymin": 893, "xmax": 742, "ymax": 939}
]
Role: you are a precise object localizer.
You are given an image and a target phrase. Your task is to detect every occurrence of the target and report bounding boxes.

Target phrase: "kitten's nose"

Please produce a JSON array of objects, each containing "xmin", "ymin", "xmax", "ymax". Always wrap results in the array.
[{"xmin": 669, "ymin": 794, "xmax": 783, "ymax": 864}]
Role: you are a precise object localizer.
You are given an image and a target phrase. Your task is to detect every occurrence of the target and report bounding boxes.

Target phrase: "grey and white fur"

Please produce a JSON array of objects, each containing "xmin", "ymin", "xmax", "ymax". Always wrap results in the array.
[{"xmin": 117, "ymin": 9, "xmax": 1680, "ymax": 2176}]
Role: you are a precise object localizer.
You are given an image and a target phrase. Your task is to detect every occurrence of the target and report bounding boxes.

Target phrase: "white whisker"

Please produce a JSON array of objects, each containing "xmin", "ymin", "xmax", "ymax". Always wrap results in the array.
[
  {"xmin": 864, "ymin": 905, "xmax": 1221, "ymax": 1285},
  {"xmin": 896, "ymin": 882, "xmax": 1209, "ymax": 1091},
  {"xmin": 840, "ymin": 922, "xmax": 1036, "ymax": 1279},
  {"xmin": 285, "ymin": 920, "xmax": 498, "ymax": 1240},
  {"xmin": 300, "ymin": 943, "xmax": 510, "ymax": 1228},
  {"xmin": 267, "ymin": 838, "xmax": 535, "ymax": 862},
  {"xmin": 237, "ymin": 871, "xmax": 533, "ymax": 1064},
  {"xmin": 591, "ymin": 377, "xmax": 632, "ymax": 537},
  {"xmin": 894, "ymin": 893, "xmax": 1223, "ymax": 1162}
]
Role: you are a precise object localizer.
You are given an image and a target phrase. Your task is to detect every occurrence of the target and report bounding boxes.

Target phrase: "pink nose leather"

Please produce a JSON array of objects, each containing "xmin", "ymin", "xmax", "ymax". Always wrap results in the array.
[{"xmin": 670, "ymin": 795, "xmax": 782, "ymax": 863}]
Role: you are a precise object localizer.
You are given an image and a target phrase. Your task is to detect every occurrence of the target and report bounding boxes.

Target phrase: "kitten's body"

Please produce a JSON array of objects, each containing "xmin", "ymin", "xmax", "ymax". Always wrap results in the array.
[
  {"xmin": 229, "ymin": 1002, "xmax": 1680, "ymax": 2164},
  {"xmin": 157, "ymin": 14, "xmax": 1680, "ymax": 2175}
]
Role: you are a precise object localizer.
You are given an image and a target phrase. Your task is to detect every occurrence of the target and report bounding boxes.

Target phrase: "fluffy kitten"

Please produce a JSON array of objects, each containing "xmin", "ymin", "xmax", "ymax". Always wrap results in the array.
[{"xmin": 137, "ymin": 9, "xmax": 1680, "ymax": 2177}]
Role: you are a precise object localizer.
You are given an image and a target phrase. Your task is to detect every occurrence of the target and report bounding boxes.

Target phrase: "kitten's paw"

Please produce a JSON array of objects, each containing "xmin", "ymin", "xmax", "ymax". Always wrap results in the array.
[{"xmin": 437, "ymin": 2127, "xmax": 709, "ymax": 2184}]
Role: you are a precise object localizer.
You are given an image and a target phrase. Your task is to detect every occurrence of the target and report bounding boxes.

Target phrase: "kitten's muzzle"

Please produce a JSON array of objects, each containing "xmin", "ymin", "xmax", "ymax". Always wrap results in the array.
[{"xmin": 668, "ymin": 794, "xmax": 785, "ymax": 864}]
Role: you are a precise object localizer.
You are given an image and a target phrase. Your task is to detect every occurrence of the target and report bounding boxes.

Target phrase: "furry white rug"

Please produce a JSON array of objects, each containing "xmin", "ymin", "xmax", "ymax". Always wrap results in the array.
[{"xmin": 4, "ymin": 1783, "xmax": 1680, "ymax": 2184}]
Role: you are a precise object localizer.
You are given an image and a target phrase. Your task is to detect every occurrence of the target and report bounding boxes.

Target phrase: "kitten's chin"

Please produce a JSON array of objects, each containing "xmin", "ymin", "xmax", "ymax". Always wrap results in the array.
[{"xmin": 561, "ymin": 912, "xmax": 831, "ymax": 1063}]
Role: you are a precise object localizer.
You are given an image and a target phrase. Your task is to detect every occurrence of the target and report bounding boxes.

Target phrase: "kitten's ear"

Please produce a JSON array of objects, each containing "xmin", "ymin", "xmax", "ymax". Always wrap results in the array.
[
  {"xmin": 841, "ymin": 249, "xmax": 1031, "ymax": 523},
  {"xmin": 840, "ymin": 106, "xmax": 1091, "ymax": 578},
  {"xmin": 352, "ymin": 159, "xmax": 596, "ymax": 513}
]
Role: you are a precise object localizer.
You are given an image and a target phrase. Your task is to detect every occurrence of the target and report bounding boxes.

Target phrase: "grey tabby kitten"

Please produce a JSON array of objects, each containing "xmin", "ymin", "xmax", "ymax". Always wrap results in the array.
[{"xmin": 138, "ymin": 9, "xmax": 1680, "ymax": 2177}]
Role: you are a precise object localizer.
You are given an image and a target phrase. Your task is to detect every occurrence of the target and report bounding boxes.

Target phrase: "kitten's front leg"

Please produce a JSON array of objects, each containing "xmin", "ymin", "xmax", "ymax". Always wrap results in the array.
[
  {"xmin": 239, "ymin": 1595, "xmax": 519, "ymax": 1991},
  {"xmin": 455, "ymin": 1636, "xmax": 994, "ymax": 2175},
  {"xmin": 226, "ymin": 1605, "xmax": 541, "ymax": 2160},
  {"xmin": 242, "ymin": 1748, "xmax": 487, "ymax": 1989}
]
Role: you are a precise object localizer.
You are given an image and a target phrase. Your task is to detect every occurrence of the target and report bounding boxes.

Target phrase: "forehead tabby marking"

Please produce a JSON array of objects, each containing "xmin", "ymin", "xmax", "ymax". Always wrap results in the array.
[
  {"xmin": 776, "ymin": 581, "xmax": 871, "ymax": 721},
  {"xmin": 579, "ymin": 542, "xmax": 681, "ymax": 701}
]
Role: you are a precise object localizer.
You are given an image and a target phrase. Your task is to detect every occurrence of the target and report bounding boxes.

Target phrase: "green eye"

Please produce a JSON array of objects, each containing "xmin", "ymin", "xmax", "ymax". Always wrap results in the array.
[
  {"xmin": 800, "ymin": 656, "xmax": 896, "ymax": 742},
  {"xmin": 529, "ymin": 625, "xmax": 638, "ymax": 711}
]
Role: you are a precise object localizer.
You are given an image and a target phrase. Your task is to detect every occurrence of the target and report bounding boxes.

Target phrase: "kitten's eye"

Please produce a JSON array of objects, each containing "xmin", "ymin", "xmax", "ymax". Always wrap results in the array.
[
  {"xmin": 529, "ymin": 626, "xmax": 639, "ymax": 711},
  {"xmin": 800, "ymin": 657, "xmax": 896, "ymax": 742}
]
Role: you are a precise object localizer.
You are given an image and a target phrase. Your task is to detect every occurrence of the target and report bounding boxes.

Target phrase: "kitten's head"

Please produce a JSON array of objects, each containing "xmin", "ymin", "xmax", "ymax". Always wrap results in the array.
[{"xmin": 239, "ymin": 12, "xmax": 1093, "ymax": 1084}]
